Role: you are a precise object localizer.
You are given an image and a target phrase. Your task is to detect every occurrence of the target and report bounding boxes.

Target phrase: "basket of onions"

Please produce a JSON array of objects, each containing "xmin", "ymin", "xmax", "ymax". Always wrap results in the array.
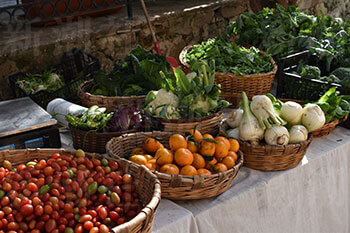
[
  {"xmin": 220, "ymin": 92, "xmax": 314, "ymax": 171},
  {"xmin": 67, "ymin": 106, "xmax": 144, "ymax": 153}
]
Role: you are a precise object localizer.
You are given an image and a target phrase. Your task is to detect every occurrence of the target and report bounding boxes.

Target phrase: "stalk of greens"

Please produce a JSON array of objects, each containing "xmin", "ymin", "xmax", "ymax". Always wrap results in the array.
[
  {"xmin": 66, "ymin": 106, "xmax": 113, "ymax": 132},
  {"xmin": 16, "ymin": 69, "xmax": 65, "ymax": 95},
  {"xmin": 314, "ymin": 87, "xmax": 350, "ymax": 123},
  {"xmin": 185, "ymin": 37, "xmax": 273, "ymax": 76},
  {"xmin": 91, "ymin": 45, "xmax": 174, "ymax": 97}
]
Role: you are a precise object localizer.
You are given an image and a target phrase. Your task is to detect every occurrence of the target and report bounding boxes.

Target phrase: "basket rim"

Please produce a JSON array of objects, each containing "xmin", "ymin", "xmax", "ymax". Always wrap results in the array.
[
  {"xmin": 69, "ymin": 123, "xmax": 138, "ymax": 136},
  {"xmin": 149, "ymin": 109, "xmax": 225, "ymax": 123},
  {"xmin": 0, "ymin": 148, "xmax": 161, "ymax": 233},
  {"xmin": 78, "ymin": 79, "xmax": 147, "ymax": 101},
  {"xmin": 106, "ymin": 130, "xmax": 244, "ymax": 179},
  {"xmin": 179, "ymin": 44, "xmax": 278, "ymax": 77}
]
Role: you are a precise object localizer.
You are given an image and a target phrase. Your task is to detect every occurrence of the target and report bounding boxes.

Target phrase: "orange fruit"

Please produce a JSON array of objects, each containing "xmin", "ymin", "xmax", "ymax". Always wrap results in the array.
[
  {"xmin": 131, "ymin": 147, "xmax": 144, "ymax": 155},
  {"xmin": 169, "ymin": 134, "xmax": 187, "ymax": 151},
  {"xmin": 180, "ymin": 165, "xmax": 198, "ymax": 176},
  {"xmin": 187, "ymin": 141, "xmax": 198, "ymax": 153},
  {"xmin": 155, "ymin": 148, "xmax": 173, "ymax": 166},
  {"xmin": 213, "ymin": 163, "xmax": 228, "ymax": 173},
  {"xmin": 229, "ymin": 139, "xmax": 240, "ymax": 152},
  {"xmin": 227, "ymin": 151, "xmax": 238, "ymax": 162},
  {"xmin": 200, "ymin": 140, "xmax": 215, "ymax": 156},
  {"xmin": 143, "ymin": 138, "xmax": 162, "ymax": 154},
  {"xmin": 174, "ymin": 148, "xmax": 194, "ymax": 166},
  {"xmin": 143, "ymin": 154, "xmax": 154, "ymax": 161},
  {"xmin": 202, "ymin": 134, "xmax": 214, "ymax": 140},
  {"xmin": 145, "ymin": 159, "xmax": 157, "ymax": 171},
  {"xmin": 159, "ymin": 164, "xmax": 179, "ymax": 175},
  {"xmin": 215, "ymin": 140, "xmax": 229, "ymax": 159},
  {"xmin": 197, "ymin": 168, "xmax": 212, "ymax": 175},
  {"xmin": 222, "ymin": 156, "xmax": 236, "ymax": 169},
  {"xmin": 205, "ymin": 157, "xmax": 217, "ymax": 170},
  {"xmin": 187, "ymin": 129, "xmax": 203, "ymax": 142},
  {"xmin": 129, "ymin": 155, "xmax": 147, "ymax": 166},
  {"xmin": 215, "ymin": 136, "xmax": 231, "ymax": 149},
  {"xmin": 191, "ymin": 153, "xmax": 205, "ymax": 169}
]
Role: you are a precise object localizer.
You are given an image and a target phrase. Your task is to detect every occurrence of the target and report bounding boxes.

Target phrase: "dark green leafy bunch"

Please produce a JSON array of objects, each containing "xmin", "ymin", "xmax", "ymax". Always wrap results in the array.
[
  {"xmin": 65, "ymin": 105, "xmax": 113, "ymax": 132},
  {"xmin": 91, "ymin": 45, "xmax": 174, "ymax": 96},
  {"xmin": 185, "ymin": 37, "xmax": 273, "ymax": 76},
  {"xmin": 226, "ymin": 4, "xmax": 350, "ymax": 70},
  {"xmin": 314, "ymin": 87, "xmax": 350, "ymax": 123},
  {"xmin": 16, "ymin": 69, "xmax": 65, "ymax": 95}
]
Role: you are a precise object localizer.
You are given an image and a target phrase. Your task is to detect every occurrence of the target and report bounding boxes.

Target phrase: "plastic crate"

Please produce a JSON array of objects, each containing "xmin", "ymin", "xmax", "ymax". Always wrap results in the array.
[
  {"xmin": 9, "ymin": 48, "xmax": 100, "ymax": 108},
  {"xmin": 276, "ymin": 51, "xmax": 349, "ymax": 101}
]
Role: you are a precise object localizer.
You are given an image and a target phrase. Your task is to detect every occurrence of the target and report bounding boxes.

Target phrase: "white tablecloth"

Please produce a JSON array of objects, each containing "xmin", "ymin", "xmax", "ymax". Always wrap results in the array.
[{"xmin": 60, "ymin": 127, "xmax": 350, "ymax": 233}]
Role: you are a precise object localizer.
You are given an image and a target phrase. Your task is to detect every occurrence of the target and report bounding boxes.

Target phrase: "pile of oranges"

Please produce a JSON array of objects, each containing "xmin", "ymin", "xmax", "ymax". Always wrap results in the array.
[{"xmin": 128, "ymin": 129, "xmax": 240, "ymax": 176}]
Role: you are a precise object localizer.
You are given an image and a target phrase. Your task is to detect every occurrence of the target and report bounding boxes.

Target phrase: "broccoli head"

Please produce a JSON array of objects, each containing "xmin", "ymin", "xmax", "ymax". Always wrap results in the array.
[
  {"xmin": 299, "ymin": 65, "xmax": 321, "ymax": 80},
  {"xmin": 319, "ymin": 75, "xmax": 341, "ymax": 84}
]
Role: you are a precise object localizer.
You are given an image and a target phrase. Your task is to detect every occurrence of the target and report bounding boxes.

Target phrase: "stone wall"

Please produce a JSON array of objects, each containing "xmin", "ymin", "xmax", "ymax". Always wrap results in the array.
[{"xmin": 0, "ymin": 0, "xmax": 349, "ymax": 100}]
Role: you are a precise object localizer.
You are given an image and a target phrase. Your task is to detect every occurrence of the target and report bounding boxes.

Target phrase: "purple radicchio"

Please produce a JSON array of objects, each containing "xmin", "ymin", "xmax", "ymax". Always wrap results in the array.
[{"xmin": 104, "ymin": 107, "xmax": 142, "ymax": 132}]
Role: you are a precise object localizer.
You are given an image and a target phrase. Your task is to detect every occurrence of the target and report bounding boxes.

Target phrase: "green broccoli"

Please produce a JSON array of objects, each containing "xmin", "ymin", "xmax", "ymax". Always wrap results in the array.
[
  {"xmin": 319, "ymin": 74, "xmax": 341, "ymax": 84},
  {"xmin": 299, "ymin": 65, "xmax": 321, "ymax": 79}
]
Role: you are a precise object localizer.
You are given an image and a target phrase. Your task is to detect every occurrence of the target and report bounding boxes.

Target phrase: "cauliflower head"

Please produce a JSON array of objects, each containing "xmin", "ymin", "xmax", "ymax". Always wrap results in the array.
[
  {"xmin": 147, "ymin": 89, "xmax": 179, "ymax": 109},
  {"xmin": 190, "ymin": 96, "xmax": 211, "ymax": 112}
]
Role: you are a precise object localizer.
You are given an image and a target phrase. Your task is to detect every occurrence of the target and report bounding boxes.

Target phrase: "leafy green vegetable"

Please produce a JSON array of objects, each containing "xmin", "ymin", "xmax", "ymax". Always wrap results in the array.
[
  {"xmin": 300, "ymin": 65, "xmax": 321, "ymax": 79},
  {"xmin": 66, "ymin": 106, "xmax": 113, "ymax": 132},
  {"xmin": 314, "ymin": 87, "xmax": 350, "ymax": 123},
  {"xmin": 145, "ymin": 61, "xmax": 230, "ymax": 119},
  {"xmin": 90, "ymin": 46, "xmax": 174, "ymax": 96},
  {"xmin": 185, "ymin": 37, "xmax": 273, "ymax": 76},
  {"xmin": 16, "ymin": 69, "xmax": 65, "ymax": 95}
]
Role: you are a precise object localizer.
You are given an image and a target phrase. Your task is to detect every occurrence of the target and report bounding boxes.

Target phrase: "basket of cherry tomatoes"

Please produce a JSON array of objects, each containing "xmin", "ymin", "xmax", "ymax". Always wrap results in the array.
[
  {"xmin": 106, "ymin": 128, "xmax": 244, "ymax": 200},
  {"xmin": 0, "ymin": 148, "xmax": 161, "ymax": 233}
]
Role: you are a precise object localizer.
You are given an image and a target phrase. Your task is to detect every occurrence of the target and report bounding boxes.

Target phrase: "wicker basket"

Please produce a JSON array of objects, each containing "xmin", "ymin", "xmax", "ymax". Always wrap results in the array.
[
  {"xmin": 179, "ymin": 45, "xmax": 278, "ymax": 107},
  {"xmin": 312, "ymin": 115, "xmax": 348, "ymax": 138},
  {"xmin": 106, "ymin": 131, "xmax": 244, "ymax": 200},
  {"xmin": 69, "ymin": 124, "xmax": 138, "ymax": 153},
  {"xmin": 219, "ymin": 120, "xmax": 312, "ymax": 171},
  {"xmin": 0, "ymin": 148, "xmax": 161, "ymax": 233},
  {"xmin": 78, "ymin": 80, "xmax": 146, "ymax": 111},
  {"xmin": 151, "ymin": 111, "xmax": 225, "ymax": 135}
]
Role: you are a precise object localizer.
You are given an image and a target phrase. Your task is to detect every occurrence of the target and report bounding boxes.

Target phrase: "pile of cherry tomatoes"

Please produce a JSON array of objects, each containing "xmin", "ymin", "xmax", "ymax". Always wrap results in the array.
[{"xmin": 0, "ymin": 149, "xmax": 142, "ymax": 233}]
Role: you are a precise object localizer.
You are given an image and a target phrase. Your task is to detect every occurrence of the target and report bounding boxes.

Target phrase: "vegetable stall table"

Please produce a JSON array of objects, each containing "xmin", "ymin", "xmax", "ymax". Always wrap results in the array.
[{"xmin": 60, "ymin": 127, "xmax": 350, "ymax": 233}]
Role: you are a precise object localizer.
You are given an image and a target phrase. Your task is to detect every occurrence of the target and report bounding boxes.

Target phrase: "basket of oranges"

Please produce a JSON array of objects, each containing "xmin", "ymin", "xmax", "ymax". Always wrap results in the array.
[{"xmin": 106, "ymin": 128, "xmax": 243, "ymax": 200}]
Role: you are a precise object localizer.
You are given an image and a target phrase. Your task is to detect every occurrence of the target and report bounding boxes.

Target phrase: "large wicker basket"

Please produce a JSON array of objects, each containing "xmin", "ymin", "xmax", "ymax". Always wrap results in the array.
[
  {"xmin": 151, "ymin": 110, "xmax": 225, "ymax": 135},
  {"xmin": 219, "ymin": 120, "xmax": 312, "ymax": 171},
  {"xmin": 69, "ymin": 124, "xmax": 138, "ymax": 153},
  {"xmin": 78, "ymin": 80, "xmax": 146, "ymax": 111},
  {"xmin": 0, "ymin": 149, "xmax": 161, "ymax": 233},
  {"xmin": 180, "ymin": 45, "xmax": 278, "ymax": 107},
  {"xmin": 106, "ymin": 131, "xmax": 244, "ymax": 200}
]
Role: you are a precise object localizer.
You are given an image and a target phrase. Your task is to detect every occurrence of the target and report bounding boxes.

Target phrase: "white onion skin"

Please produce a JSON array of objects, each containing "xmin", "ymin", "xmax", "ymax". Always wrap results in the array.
[
  {"xmin": 289, "ymin": 125, "xmax": 308, "ymax": 144},
  {"xmin": 301, "ymin": 104, "xmax": 326, "ymax": 132},
  {"xmin": 280, "ymin": 101, "xmax": 303, "ymax": 126}
]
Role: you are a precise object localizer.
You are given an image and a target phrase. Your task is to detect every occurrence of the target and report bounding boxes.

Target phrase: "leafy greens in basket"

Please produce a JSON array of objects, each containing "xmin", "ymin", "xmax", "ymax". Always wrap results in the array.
[
  {"xmin": 16, "ymin": 69, "xmax": 65, "ymax": 95},
  {"xmin": 145, "ymin": 61, "xmax": 230, "ymax": 119},
  {"xmin": 184, "ymin": 37, "xmax": 273, "ymax": 76},
  {"xmin": 91, "ymin": 45, "xmax": 174, "ymax": 96}
]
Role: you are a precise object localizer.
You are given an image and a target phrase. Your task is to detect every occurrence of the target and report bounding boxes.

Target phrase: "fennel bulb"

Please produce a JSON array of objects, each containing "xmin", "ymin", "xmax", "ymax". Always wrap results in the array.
[
  {"xmin": 239, "ymin": 92, "xmax": 264, "ymax": 145},
  {"xmin": 250, "ymin": 95, "xmax": 286, "ymax": 130},
  {"xmin": 301, "ymin": 104, "xmax": 326, "ymax": 132},
  {"xmin": 264, "ymin": 126, "xmax": 289, "ymax": 146},
  {"xmin": 227, "ymin": 128, "xmax": 239, "ymax": 139},
  {"xmin": 280, "ymin": 101, "xmax": 303, "ymax": 126},
  {"xmin": 227, "ymin": 109, "xmax": 243, "ymax": 129},
  {"xmin": 289, "ymin": 125, "xmax": 308, "ymax": 144}
]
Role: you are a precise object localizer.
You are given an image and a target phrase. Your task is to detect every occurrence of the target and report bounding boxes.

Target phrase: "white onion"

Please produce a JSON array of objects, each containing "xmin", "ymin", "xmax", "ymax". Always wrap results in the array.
[
  {"xmin": 289, "ymin": 125, "xmax": 308, "ymax": 143},
  {"xmin": 301, "ymin": 104, "xmax": 326, "ymax": 132},
  {"xmin": 226, "ymin": 109, "xmax": 243, "ymax": 129},
  {"xmin": 280, "ymin": 101, "xmax": 303, "ymax": 126},
  {"xmin": 227, "ymin": 128, "xmax": 239, "ymax": 139},
  {"xmin": 264, "ymin": 126, "xmax": 289, "ymax": 146}
]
